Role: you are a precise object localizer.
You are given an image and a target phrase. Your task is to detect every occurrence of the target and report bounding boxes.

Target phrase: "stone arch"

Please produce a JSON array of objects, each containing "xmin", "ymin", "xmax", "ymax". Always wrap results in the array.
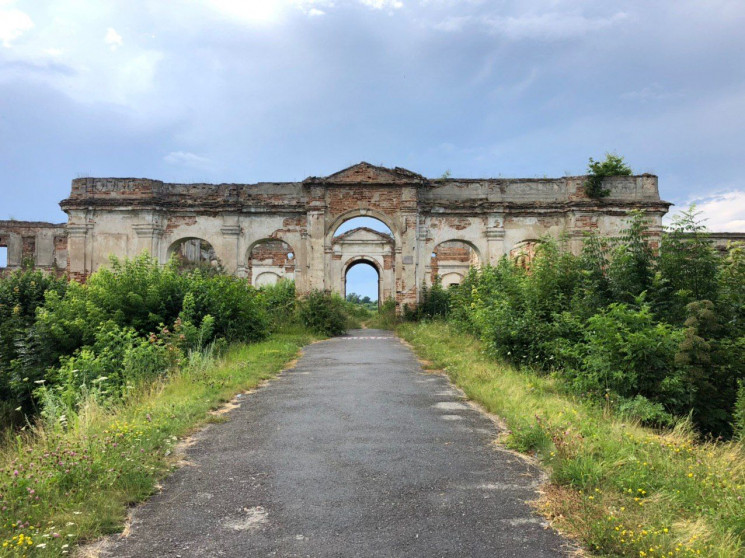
[
  {"xmin": 167, "ymin": 237, "xmax": 220, "ymax": 270},
  {"xmin": 325, "ymin": 209, "xmax": 400, "ymax": 246},
  {"xmin": 342, "ymin": 255, "xmax": 382, "ymax": 303},
  {"xmin": 254, "ymin": 271, "xmax": 282, "ymax": 287},
  {"xmin": 510, "ymin": 239, "xmax": 541, "ymax": 270},
  {"xmin": 247, "ymin": 238, "xmax": 296, "ymax": 286},
  {"xmin": 430, "ymin": 239, "xmax": 481, "ymax": 283},
  {"xmin": 440, "ymin": 272, "xmax": 464, "ymax": 288}
]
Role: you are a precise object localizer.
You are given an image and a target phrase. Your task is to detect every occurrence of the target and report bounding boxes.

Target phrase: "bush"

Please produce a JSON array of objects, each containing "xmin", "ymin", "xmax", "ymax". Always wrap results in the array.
[
  {"xmin": 616, "ymin": 395, "xmax": 675, "ymax": 427},
  {"xmin": 180, "ymin": 271, "xmax": 268, "ymax": 343},
  {"xmin": 259, "ymin": 280, "xmax": 297, "ymax": 330},
  {"xmin": 298, "ymin": 290, "xmax": 348, "ymax": 336},
  {"xmin": 578, "ymin": 300, "xmax": 684, "ymax": 406},
  {"xmin": 584, "ymin": 153, "xmax": 632, "ymax": 198},
  {"xmin": 0, "ymin": 269, "xmax": 67, "ymax": 424},
  {"xmin": 734, "ymin": 382, "xmax": 745, "ymax": 440},
  {"xmin": 0, "ymin": 254, "xmax": 271, "ymax": 427},
  {"xmin": 417, "ymin": 277, "xmax": 451, "ymax": 319},
  {"xmin": 427, "ymin": 209, "xmax": 745, "ymax": 437},
  {"xmin": 367, "ymin": 298, "xmax": 397, "ymax": 329}
]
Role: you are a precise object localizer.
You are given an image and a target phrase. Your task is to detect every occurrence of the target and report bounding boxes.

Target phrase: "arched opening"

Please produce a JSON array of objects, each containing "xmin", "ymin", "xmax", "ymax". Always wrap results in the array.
[
  {"xmin": 168, "ymin": 237, "xmax": 219, "ymax": 271},
  {"xmin": 431, "ymin": 240, "xmax": 480, "ymax": 285},
  {"xmin": 333, "ymin": 216, "xmax": 393, "ymax": 238},
  {"xmin": 343, "ymin": 258, "xmax": 381, "ymax": 307},
  {"xmin": 440, "ymin": 272, "xmax": 464, "ymax": 289},
  {"xmin": 510, "ymin": 240, "xmax": 541, "ymax": 270},
  {"xmin": 254, "ymin": 271, "xmax": 282, "ymax": 287},
  {"xmin": 247, "ymin": 238, "xmax": 295, "ymax": 286}
]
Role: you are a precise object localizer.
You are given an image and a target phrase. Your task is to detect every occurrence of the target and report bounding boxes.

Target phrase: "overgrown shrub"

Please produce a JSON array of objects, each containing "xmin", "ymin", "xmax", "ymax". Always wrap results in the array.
[
  {"xmin": 0, "ymin": 254, "xmax": 272, "ymax": 427},
  {"xmin": 584, "ymin": 153, "xmax": 632, "ymax": 198},
  {"xmin": 576, "ymin": 301, "xmax": 684, "ymax": 406},
  {"xmin": 734, "ymin": 382, "xmax": 745, "ymax": 440},
  {"xmin": 433, "ymin": 207, "xmax": 745, "ymax": 437},
  {"xmin": 367, "ymin": 298, "xmax": 397, "ymax": 329},
  {"xmin": 298, "ymin": 290, "xmax": 348, "ymax": 336},
  {"xmin": 259, "ymin": 279, "xmax": 297, "ymax": 330},
  {"xmin": 0, "ymin": 269, "xmax": 67, "ymax": 424},
  {"xmin": 416, "ymin": 277, "xmax": 452, "ymax": 319}
]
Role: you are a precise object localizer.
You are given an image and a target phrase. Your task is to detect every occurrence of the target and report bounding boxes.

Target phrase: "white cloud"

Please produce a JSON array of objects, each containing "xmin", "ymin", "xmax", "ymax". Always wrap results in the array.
[
  {"xmin": 201, "ymin": 0, "xmax": 399, "ymax": 21},
  {"xmin": 202, "ymin": 0, "xmax": 287, "ymax": 24},
  {"xmin": 359, "ymin": 0, "xmax": 403, "ymax": 9},
  {"xmin": 164, "ymin": 151, "xmax": 214, "ymax": 170},
  {"xmin": 0, "ymin": 6, "xmax": 33, "ymax": 47},
  {"xmin": 433, "ymin": 10, "xmax": 628, "ymax": 40},
  {"xmin": 669, "ymin": 191, "xmax": 745, "ymax": 232},
  {"xmin": 105, "ymin": 27, "xmax": 123, "ymax": 50}
]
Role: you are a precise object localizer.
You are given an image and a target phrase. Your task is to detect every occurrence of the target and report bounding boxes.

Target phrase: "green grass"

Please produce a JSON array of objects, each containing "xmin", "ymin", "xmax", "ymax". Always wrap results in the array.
[
  {"xmin": 398, "ymin": 321, "xmax": 745, "ymax": 557},
  {"xmin": 0, "ymin": 332, "xmax": 316, "ymax": 556}
]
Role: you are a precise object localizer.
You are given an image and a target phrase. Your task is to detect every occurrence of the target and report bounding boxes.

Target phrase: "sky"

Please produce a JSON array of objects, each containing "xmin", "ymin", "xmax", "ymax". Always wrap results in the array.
[{"xmin": 1, "ymin": 0, "xmax": 745, "ymax": 296}]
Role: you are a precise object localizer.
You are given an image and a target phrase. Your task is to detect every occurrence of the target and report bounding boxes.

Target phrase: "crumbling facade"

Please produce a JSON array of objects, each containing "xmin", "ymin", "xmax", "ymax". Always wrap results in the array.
[
  {"xmin": 0, "ymin": 220, "xmax": 67, "ymax": 276},
  {"xmin": 4, "ymin": 162, "xmax": 679, "ymax": 306}
]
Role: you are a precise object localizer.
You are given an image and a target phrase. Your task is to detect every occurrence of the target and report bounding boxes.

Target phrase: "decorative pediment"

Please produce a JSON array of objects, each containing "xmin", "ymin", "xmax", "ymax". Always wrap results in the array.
[
  {"xmin": 333, "ymin": 227, "xmax": 394, "ymax": 244},
  {"xmin": 305, "ymin": 162, "xmax": 426, "ymax": 185}
]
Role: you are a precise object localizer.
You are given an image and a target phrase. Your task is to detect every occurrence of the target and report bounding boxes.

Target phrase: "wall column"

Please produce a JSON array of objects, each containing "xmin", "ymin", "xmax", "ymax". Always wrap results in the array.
[
  {"xmin": 486, "ymin": 212, "xmax": 505, "ymax": 264},
  {"xmin": 66, "ymin": 223, "xmax": 92, "ymax": 279},
  {"xmin": 132, "ymin": 224, "xmax": 164, "ymax": 260},
  {"xmin": 219, "ymin": 223, "xmax": 241, "ymax": 274},
  {"xmin": 307, "ymin": 209, "xmax": 326, "ymax": 294}
]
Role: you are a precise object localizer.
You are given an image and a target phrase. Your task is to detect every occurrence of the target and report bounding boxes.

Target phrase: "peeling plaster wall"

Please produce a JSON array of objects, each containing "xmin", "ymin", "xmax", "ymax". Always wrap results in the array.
[
  {"xmin": 0, "ymin": 220, "xmax": 67, "ymax": 276},
  {"xmin": 0, "ymin": 163, "xmax": 677, "ymax": 307}
]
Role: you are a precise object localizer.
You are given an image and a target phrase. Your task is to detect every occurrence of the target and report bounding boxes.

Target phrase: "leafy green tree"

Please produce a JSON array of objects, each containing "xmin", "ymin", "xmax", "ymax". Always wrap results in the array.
[
  {"xmin": 572, "ymin": 233, "xmax": 612, "ymax": 318},
  {"xmin": 0, "ymin": 270, "xmax": 67, "ymax": 423},
  {"xmin": 718, "ymin": 242, "xmax": 745, "ymax": 336},
  {"xmin": 674, "ymin": 300, "xmax": 737, "ymax": 435},
  {"xmin": 656, "ymin": 207, "xmax": 719, "ymax": 324},
  {"xmin": 607, "ymin": 210, "xmax": 655, "ymax": 304},
  {"xmin": 579, "ymin": 300, "xmax": 684, "ymax": 407},
  {"xmin": 417, "ymin": 276, "xmax": 451, "ymax": 319}
]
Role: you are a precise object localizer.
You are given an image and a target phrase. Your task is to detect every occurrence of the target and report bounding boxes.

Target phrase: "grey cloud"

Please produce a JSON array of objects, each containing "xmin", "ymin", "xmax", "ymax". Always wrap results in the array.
[{"xmin": 1, "ymin": 0, "xmax": 744, "ymax": 230}]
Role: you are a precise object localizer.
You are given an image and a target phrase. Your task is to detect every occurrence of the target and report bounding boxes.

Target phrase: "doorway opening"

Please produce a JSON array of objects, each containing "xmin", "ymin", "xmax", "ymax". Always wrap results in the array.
[
  {"xmin": 431, "ymin": 240, "xmax": 480, "ymax": 287},
  {"xmin": 247, "ymin": 238, "xmax": 295, "ymax": 286},
  {"xmin": 344, "ymin": 260, "xmax": 380, "ymax": 310},
  {"xmin": 168, "ymin": 237, "xmax": 219, "ymax": 271}
]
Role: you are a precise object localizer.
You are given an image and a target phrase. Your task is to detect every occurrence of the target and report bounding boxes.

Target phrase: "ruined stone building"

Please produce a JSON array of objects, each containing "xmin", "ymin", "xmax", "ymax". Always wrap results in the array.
[{"xmin": 3, "ymin": 161, "xmax": 738, "ymax": 306}]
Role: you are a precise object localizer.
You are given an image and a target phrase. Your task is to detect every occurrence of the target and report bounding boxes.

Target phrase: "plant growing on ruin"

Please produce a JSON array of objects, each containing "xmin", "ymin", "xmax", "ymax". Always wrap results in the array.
[{"xmin": 584, "ymin": 153, "xmax": 632, "ymax": 198}]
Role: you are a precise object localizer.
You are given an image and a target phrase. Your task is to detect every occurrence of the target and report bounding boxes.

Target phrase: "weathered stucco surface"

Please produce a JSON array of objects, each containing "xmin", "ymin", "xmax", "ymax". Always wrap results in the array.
[
  {"xmin": 0, "ymin": 220, "xmax": 67, "ymax": 276},
  {"xmin": 6, "ymin": 161, "xmax": 720, "ymax": 307}
]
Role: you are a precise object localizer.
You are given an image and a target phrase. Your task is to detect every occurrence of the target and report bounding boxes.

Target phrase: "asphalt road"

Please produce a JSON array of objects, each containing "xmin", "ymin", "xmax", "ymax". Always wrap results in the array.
[{"xmin": 101, "ymin": 330, "xmax": 571, "ymax": 557}]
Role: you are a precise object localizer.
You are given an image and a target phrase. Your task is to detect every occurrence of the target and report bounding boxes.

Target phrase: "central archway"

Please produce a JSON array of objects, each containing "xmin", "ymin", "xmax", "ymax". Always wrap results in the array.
[
  {"xmin": 327, "ymin": 215, "xmax": 396, "ymax": 303},
  {"xmin": 343, "ymin": 256, "xmax": 382, "ymax": 307}
]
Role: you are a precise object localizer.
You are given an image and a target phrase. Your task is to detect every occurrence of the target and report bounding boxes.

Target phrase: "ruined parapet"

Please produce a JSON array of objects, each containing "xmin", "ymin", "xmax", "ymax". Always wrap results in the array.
[
  {"xmin": 420, "ymin": 174, "xmax": 667, "ymax": 209},
  {"xmin": 685, "ymin": 232, "xmax": 745, "ymax": 253},
  {"xmin": 62, "ymin": 177, "xmax": 306, "ymax": 213},
  {"xmin": 55, "ymin": 165, "xmax": 676, "ymax": 307},
  {"xmin": 0, "ymin": 220, "xmax": 67, "ymax": 276}
]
